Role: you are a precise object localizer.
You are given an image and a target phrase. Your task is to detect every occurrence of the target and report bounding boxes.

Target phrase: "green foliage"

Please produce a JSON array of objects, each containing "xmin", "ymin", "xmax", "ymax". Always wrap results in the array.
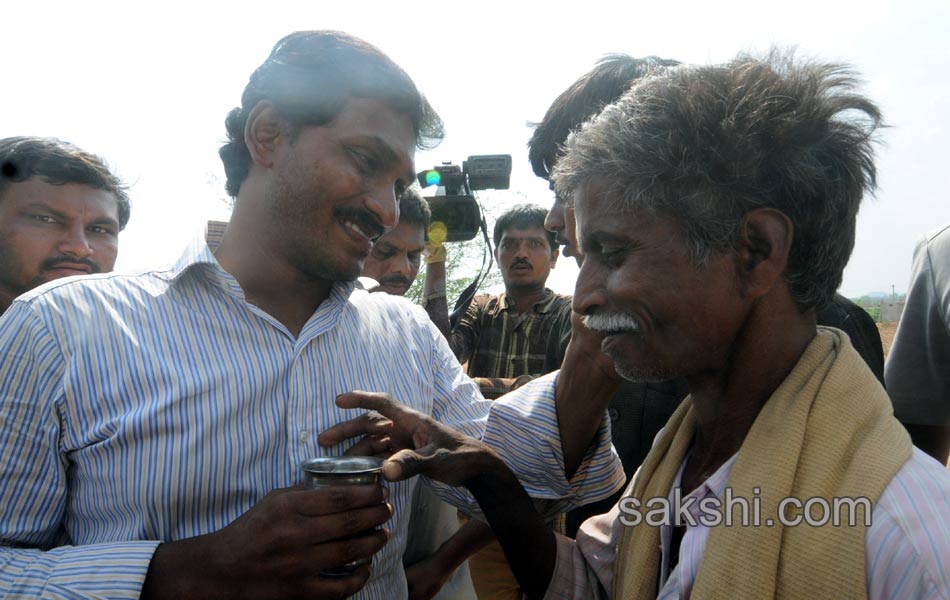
[
  {"xmin": 405, "ymin": 194, "xmax": 513, "ymax": 306},
  {"xmin": 405, "ymin": 237, "xmax": 503, "ymax": 305}
]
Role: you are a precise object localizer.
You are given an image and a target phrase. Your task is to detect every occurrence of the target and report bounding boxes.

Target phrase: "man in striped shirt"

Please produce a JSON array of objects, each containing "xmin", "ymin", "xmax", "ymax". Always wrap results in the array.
[{"xmin": 0, "ymin": 31, "xmax": 624, "ymax": 600}]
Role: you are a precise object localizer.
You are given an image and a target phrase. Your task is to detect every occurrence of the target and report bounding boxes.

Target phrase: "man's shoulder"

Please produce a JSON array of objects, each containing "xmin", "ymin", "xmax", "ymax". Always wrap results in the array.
[
  {"xmin": 470, "ymin": 292, "xmax": 503, "ymax": 314},
  {"xmin": 15, "ymin": 267, "xmax": 176, "ymax": 312},
  {"xmin": 917, "ymin": 223, "xmax": 950, "ymax": 284},
  {"xmin": 538, "ymin": 289, "xmax": 573, "ymax": 323},
  {"xmin": 870, "ymin": 448, "xmax": 950, "ymax": 594},
  {"xmin": 546, "ymin": 289, "xmax": 573, "ymax": 311},
  {"xmin": 876, "ymin": 448, "xmax": 950, "ymax": 535},
  {"xmin": 346, "ymin": 287, "xmax": 433, "ymax": 328},
  {"xmin": 922, "ymin": 222, "xmax": 950, "ymax": 249}
]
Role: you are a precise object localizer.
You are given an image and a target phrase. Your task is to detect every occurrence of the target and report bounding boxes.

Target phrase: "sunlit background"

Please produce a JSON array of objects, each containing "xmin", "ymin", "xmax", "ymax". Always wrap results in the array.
[{"xmin": 3, "ymin": 0, "xmax": 947, "ymax": 298}]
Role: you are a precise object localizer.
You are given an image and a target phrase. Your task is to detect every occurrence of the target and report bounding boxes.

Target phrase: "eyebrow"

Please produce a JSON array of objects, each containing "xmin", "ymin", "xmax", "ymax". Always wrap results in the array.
[
  {"xmin": 579, "ymin": 230, "xmax": 614, "ymax": 251},
  {"xmin": 502, "ymin": 235, "xmax": 548, "ymax": 242},
  {"xmin": 24, "ymin": 201, "xmax": 120, "ymax": 229},
  {"xmin": 352, "ymin": 135, "xmax": 415, "ymax": 184}
]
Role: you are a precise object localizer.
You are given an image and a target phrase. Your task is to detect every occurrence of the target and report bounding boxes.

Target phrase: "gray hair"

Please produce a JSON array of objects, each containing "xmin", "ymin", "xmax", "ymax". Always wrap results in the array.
[{"xmin": 553, "ymin": 49, "xmax": 882, "ymax": 310}]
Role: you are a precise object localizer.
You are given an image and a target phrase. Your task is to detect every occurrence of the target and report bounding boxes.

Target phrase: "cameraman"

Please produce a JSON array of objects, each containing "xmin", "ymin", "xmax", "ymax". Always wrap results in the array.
[{"xmin": 449, "ymin": 204, "xmax": 572, "ymax": 400}]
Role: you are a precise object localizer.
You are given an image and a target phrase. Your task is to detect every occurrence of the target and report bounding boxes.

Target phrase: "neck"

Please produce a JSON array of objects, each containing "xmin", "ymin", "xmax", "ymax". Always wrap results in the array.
[
  {"xmin": 505, "ymin": 284, "xmax": 547, "ymax": 313},
  {"xmin": 682, "ymin": 301, "xmax": 816, "ymax": 489},
  {"xmin": 214, "ymin": 190, "xmax": 332, "ymax": 337}
]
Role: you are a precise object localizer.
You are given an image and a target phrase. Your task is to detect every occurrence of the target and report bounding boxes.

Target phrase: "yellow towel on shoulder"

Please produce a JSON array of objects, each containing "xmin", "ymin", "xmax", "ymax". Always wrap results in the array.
[{"xmin": 612, "ymin": 327, "xmax": 912, "ymax": 600}]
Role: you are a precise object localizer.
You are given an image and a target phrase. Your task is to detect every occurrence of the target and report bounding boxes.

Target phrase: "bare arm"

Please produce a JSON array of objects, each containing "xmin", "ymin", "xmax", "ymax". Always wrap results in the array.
[
  {"xmin": 556, "ymin": 313, "xmax": 623, "ymax": 478},
  {"xmin": 421, "ymin": 245, "xmax": 452, "ymax": 341},
  {"xmin": 404, "ymin": 518, "xmax": 496, "ymax": 600},
  {"xmin": 467, "ymin": 467, "xmax": 559, "ymax": 599}
]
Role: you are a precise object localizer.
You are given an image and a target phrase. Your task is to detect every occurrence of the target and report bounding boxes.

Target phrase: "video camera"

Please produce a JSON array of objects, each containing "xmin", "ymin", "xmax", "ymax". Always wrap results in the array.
[{"xmin": 416, "ymin": 154, "xmax": 512, "ymax": 242}]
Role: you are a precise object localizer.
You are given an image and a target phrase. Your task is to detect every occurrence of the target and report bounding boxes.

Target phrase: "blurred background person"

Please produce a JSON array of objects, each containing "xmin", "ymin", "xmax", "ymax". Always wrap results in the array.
[{"xmin": 0, "ymin": 136, "xmax": 128, "ymax": 315}]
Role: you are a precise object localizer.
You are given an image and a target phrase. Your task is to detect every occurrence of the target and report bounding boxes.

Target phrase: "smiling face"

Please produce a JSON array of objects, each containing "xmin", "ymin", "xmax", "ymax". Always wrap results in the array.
[
  {"xmin": 361, "ymin": 220, "xmax": 425, "ymax": 295},
  {"xmin": 0, "ymin": 178, "xmax": 119, "ymax": 311},
  {"xmin": 494, "ymin": 225, "xmax": 558, "ymax": 291},
  {"xmin": 265, "ymin": 97, "xmax": 417, "ymax": 284},
  {"xmin": 572, "ymin": 183, "xmax": 746, "ymax": 383}
]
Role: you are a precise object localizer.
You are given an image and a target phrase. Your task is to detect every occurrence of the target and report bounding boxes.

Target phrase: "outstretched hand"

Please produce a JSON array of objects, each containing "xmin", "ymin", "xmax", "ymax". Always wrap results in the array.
[{"xmin": 323, "ymin": 391, "xmax": 504, "ymax": 487}]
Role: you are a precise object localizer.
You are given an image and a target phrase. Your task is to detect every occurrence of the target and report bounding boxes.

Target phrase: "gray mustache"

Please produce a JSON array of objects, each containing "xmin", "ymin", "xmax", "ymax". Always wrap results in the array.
[{"xmin": 582, "ymin": 313, "xmax": 641, "ymax": 333}]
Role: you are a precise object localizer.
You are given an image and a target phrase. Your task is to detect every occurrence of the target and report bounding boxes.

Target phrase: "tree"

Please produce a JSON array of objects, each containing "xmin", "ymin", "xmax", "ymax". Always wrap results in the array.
[
  {"xmin": 405, "ymin": 235, "xmax": 502, "ymax": 307},
  {"xmin": 405, "ymin": 193, "xmax": 517, "ymax": 308}
]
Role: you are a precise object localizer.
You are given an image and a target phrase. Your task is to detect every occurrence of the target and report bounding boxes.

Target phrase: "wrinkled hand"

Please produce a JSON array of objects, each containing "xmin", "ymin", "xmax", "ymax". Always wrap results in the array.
[
  {"xmin": 143, "ymin": 484, "xmax": 392, "ymax": 599},
  {"xmin": 404, "ymin": 554, "xmax": 453, "ymax": 600},
  {"xmin": 318, "ymin": 406, "xmax": 397, "ymax": 459},
  {"xmin": 328, "ymin": 391, "xmax": 504, "ymax": 486}
]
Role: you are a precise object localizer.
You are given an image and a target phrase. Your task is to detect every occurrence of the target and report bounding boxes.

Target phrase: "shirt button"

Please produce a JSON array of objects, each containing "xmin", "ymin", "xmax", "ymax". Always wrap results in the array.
[
  {"xmin": 298, "ymin": 431, "xmax": 310, "ymax": 444},
  {"xmin": 608, "ymin": 408, "xmax": 620, "ymax": 422}
]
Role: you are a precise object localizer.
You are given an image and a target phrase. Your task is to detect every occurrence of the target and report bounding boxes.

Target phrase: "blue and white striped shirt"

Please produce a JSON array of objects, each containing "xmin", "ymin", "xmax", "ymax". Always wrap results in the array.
[{"xmin": 0, "ymin": 222, "xmax": 624, "ymax": 599}]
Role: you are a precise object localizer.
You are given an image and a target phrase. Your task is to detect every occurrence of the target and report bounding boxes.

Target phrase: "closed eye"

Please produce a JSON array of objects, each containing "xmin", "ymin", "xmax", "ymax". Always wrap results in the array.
[
  {"xmin": 348, "ymin": 147, "xmax": 380, "ymax": 176},
  {"xmin": 372, "ymin": 245, "xmax": 397, "ymax": 260}
]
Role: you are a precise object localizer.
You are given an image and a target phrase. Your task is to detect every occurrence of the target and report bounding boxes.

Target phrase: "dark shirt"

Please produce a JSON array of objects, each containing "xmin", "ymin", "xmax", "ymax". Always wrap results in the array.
[
  {"xmin": 817, "ymin": 293, "xmax": 885, "ymax": 385},
  {"xmin": 451, "ymin": 288, "xmax": 573, "ymax": 383}
]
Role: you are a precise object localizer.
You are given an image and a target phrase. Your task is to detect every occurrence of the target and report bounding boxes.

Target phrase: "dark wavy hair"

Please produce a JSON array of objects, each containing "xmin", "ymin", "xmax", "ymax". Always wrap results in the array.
[
  {"xmin": 219, "ymin": 30, "xmax": 444, "ymax": 198},
  {"xmin": 554, "ymin": 49, "xmax": 883, "ymax": 310},
  {"xmin": 0, "ymin": 136, "xmax": 130, "ymax": 229},
  {"xmin": 493, "ymin": 203, "xmax": 557, "ymax": 251},
  {"xmin": 528, "ymin": 54, "xmax": 680, "ymax": 180},
  {"xmin": 398, "ymin": 185, "xmax": 431, "ymax": 231}
]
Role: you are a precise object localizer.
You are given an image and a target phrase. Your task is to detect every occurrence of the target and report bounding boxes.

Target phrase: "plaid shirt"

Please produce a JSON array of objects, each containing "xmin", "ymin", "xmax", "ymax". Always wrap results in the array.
[{"xmin": 451, "ymin": 288, "xmax": 573, "ymax": 385}]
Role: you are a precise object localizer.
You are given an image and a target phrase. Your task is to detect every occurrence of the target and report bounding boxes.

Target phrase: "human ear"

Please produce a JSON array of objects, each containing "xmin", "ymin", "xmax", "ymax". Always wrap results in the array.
[
  {"xmin": 736, "ymin": 208, "xmax": 793, "ymax": 299},
  {"xmin": 244, "ymin": 101, "xmax": 284, "ymax": 169}
]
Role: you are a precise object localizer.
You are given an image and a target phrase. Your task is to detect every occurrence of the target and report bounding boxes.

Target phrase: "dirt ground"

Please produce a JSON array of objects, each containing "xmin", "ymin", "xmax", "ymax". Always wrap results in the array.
[{"xmin": 877, "ymin": 321, "xmax": 898, "ymax": 359}]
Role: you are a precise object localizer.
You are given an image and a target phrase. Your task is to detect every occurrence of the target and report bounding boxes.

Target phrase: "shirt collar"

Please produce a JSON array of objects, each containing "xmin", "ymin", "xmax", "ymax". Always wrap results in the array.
[
  {"xmin": 671, "ymin": 452, "xmax": 740, "ymax": 516},
  {"xmin": 169, "ymin": 221, "xmax": 242, "ymax": 294},
  {"xmin": 499, "ymin": 288, "xmax": 558, "ymax": 314},
  {"xmin": 169, "ymin": 220, "xmax": 359, "ymax": 306}
]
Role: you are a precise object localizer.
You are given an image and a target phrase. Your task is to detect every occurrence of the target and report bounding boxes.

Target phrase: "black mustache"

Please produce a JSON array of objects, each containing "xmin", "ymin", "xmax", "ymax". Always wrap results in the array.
[
  {"xmin": 510, "ymin": 259, "xmax": 532, "ymax": 270},
  {"xmin": 379, "ymin": 275, "xmax": 413, "ymax": 288},
  {"xmin": 40, "ymin": 256, "xmax": 100, "ymax": 273}
]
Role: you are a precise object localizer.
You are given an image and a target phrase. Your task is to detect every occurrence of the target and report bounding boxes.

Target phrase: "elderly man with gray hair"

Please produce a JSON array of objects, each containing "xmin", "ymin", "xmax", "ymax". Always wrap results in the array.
[{"xmin": 338, "ymin": 50, "xmax": 950, "ymax": 599}]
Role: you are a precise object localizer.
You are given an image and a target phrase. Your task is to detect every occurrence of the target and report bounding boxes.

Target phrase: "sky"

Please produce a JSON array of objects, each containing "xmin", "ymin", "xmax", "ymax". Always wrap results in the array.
[{"xmin": 2, "ymin": 0, "xmax": 948, "ymax": 298}]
